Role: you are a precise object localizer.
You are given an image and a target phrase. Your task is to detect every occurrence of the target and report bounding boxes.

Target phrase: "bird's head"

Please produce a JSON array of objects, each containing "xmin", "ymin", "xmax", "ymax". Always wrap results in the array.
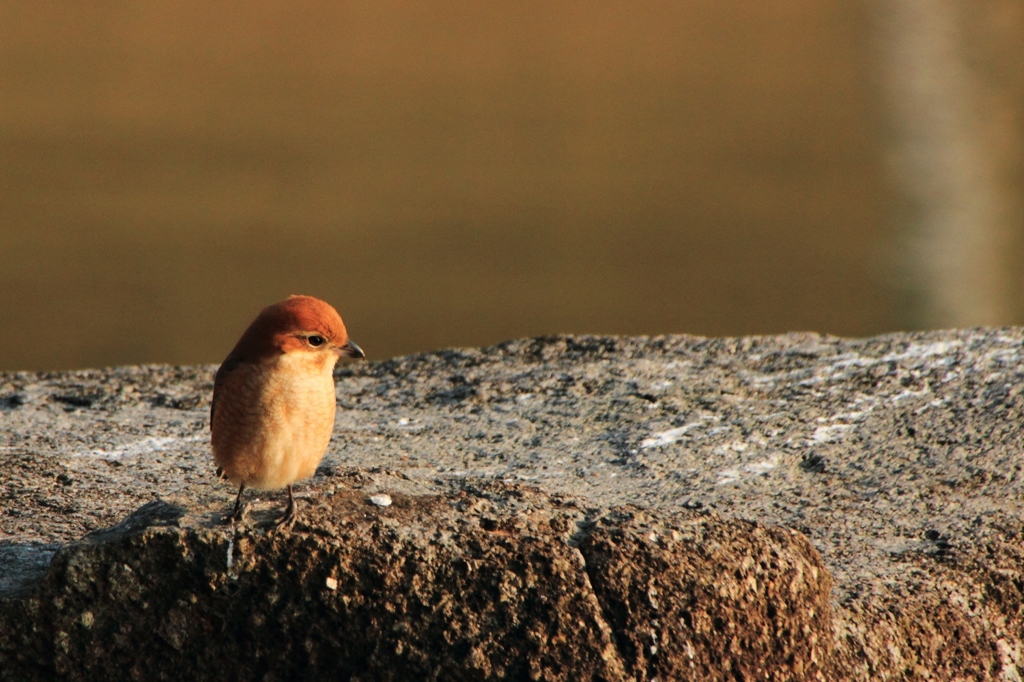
[{"xmin": 229, "ymin": 295, "xmax": 364, "ymax": 365}]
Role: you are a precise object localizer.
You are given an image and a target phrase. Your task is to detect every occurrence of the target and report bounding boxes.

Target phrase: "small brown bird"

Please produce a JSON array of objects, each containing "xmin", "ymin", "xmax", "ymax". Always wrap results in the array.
[{"xmin": 211, "ymin": 295, "xmax": 364, "ymax": 528}]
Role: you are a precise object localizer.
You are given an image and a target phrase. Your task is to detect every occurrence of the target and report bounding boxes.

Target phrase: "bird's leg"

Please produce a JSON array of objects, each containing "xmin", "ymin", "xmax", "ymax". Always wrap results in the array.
[
  {"xmin": 273, "ymin": 484, "xmax": 298, "ymax": 531},
  {"xmin": 222, "ymin": 483, "xmax": 249, "ymax": 525}
]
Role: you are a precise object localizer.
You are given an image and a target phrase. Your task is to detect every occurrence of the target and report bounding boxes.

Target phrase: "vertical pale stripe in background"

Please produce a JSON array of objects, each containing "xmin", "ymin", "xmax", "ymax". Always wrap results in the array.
[{"xmin": 874, "ymin": 0, "xmax": 1022, "ymax": 327}]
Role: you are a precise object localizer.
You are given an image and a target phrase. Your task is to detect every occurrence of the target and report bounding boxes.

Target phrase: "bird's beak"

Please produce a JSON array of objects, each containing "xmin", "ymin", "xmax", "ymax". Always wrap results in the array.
[{"xmin": 339, "ymin": 340, "xmax": 365, "ymax": 359}]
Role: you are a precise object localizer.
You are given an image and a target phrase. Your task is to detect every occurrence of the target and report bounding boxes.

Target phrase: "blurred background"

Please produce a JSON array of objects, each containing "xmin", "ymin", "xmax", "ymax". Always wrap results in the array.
[{"xmin": 1, "ymin": 0, "xmax": 1022, "ymax": 371}]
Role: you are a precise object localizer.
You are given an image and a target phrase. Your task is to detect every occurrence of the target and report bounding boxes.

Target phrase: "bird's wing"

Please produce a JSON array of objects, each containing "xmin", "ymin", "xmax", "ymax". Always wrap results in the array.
[{"xmin": 210, "ymin": 351, "xmax": 243, "ymax": 426}]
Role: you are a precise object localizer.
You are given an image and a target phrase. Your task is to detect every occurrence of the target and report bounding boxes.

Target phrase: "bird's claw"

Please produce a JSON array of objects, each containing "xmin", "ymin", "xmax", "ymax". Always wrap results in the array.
[
  {"xmin": 221, "ymin": 502, "xmax": 250, "ymax": 526},
  {"xmin": 272, "ymin": 507, "xmax": 298, "ymax": 532},
  {"xmin": 272, "ymin": 486, "xmax": 299, "ymax": 531}
]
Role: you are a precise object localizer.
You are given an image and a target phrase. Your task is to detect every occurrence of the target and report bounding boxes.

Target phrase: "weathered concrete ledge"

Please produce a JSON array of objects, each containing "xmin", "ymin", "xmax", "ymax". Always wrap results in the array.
[{"xmin": 2, "ymin": 331, "xmax": 1024, "ymax": 679}]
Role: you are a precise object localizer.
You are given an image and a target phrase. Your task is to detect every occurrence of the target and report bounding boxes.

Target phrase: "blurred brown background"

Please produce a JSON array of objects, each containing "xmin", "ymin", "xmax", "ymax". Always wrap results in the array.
[{"xmin": 1, "ymin": 1, "xmax": 1022, "ymax": 371}]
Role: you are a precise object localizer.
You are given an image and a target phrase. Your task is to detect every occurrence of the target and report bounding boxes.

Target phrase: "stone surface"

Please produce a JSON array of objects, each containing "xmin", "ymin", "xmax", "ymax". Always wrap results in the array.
[
  {"xmin": 0, "ymin": 484, "xmax": 837, "ymax": 681},
  {"xmin": 2, "ymin": 330, "xmax": 1024, "ymax": 678}
]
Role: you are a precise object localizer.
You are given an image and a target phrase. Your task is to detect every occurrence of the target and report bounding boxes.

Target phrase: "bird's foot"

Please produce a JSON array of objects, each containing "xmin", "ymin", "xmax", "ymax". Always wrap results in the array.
[
  {"xmin": 222, "ymin": 484, "xmax": 250, "ymax": 525},
  {"xmin": 221, "ymin": 502, "xmax": 250, "ymax": 526},
  {"xmin": 272, "ymin": 485, "xmax": 299, "ymax": 531},
  {"xmin": 272, "ymin": 504, "xmax": 298, "ymax": 531}
]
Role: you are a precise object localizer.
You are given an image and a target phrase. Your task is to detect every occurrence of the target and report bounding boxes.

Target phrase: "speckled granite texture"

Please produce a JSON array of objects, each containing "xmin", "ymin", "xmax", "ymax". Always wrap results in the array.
[{"xmin": 2, "ymin": 331, "xmax": 1023, "ymax": 679}]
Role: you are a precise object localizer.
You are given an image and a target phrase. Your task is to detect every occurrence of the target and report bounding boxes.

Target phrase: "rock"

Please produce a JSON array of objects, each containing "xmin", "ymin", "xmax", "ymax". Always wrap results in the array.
[
  {"xmin": 1, "ymin": 330, "xmax": 1024, "ymax": 679},
  {"xmin": 579, "ymin": 510, "xmax": 833, "ymax": 680},
  {"xmin": 0, "ymin": 485, "xmax": 832, "ymax": 681}
]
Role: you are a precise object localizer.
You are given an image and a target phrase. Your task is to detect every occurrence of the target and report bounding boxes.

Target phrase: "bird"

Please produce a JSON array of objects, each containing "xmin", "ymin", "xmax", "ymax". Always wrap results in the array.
[{"xmin": 211, "ymin": 295, "xmax": 364, "ymax": 529}]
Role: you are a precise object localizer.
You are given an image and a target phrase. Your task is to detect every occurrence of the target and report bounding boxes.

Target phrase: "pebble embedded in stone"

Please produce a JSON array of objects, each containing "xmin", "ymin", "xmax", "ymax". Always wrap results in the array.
[{"xmin": 369, "ymin": 494, "xmax": 392, "ymax": 507}]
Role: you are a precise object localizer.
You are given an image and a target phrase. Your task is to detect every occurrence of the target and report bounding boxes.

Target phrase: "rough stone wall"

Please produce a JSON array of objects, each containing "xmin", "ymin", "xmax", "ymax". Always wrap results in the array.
[
  {"xmin": 2, "ymin": 486, "xmax": 835, "ymax": 681},
  {"xmin": 2, "ymin": 331, "xmax": 1024, "ymax": 679}
]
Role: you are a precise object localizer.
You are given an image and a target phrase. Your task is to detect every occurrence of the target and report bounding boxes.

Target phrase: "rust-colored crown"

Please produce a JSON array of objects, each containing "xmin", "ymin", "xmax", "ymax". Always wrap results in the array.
[{"xmin": 227, "ymin": 295, "xmax": 349, "ymax": 361}]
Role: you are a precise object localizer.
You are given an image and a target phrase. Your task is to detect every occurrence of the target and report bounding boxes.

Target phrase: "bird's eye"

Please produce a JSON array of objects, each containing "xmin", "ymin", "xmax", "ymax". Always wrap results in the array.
[{"xmin": 308, "ymin": 335, "xmax": 325, "ymax": 347}]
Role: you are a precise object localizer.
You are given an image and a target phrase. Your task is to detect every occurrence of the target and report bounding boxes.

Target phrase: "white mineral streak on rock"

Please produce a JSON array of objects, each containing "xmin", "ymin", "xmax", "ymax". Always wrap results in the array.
[
  {"xmin": 809, "ymin": 424, "xmax": 853, "ymax": 445},
  {"xmin": 716, "ymin": 455, "xmax": 780, "ymax": 485},
  {"xmin": 743, "ymin": 340, "xmax": 970, "ymax": 391},
  {"xmin": 77, "ymin": 435, "xmax": 200, "ymax": 461},
  {"xmin": 640, "ymin": 417, "xmax": 717, "ymax": 449}
]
